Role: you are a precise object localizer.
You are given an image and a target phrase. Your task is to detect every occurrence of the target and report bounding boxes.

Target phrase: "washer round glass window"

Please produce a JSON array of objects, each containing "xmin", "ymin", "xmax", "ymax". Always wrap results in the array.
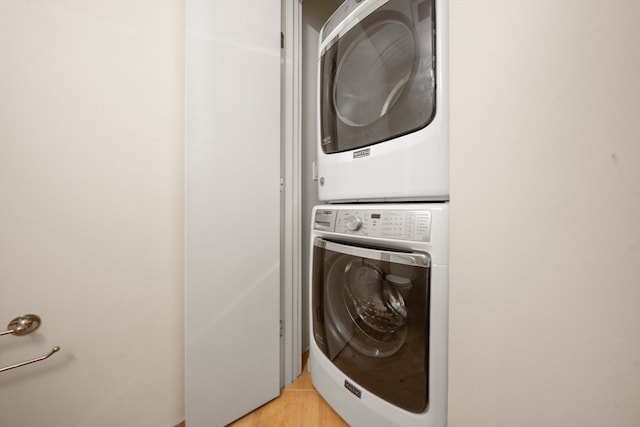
[{"xmin": 334, "ymin": 20, "xmax": 416, "ymax": 127}]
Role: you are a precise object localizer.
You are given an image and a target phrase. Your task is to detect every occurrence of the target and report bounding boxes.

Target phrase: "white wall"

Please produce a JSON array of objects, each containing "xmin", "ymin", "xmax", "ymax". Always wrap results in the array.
[
  {"xmin": 449, "ymin": 1, "xmax": 640, "ymax": 426},
  {"xmin": 0, "ymin": 2, "xmax": 184, "ymax": 426}
]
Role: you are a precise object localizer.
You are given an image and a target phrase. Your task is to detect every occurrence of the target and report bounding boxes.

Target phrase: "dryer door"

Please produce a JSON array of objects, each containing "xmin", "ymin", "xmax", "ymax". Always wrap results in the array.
[
  {"xmin": 312, "ymin": 238, "xmax": 431, "ymax": 413},
  {"xmin": 320, "ymin": 0, "xmax": 436, "ymax": 154}
]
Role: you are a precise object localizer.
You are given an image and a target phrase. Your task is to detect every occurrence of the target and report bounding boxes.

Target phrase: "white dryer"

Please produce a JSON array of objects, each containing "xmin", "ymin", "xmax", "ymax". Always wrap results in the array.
[
  {"xmin": 317, "ymin": 0, "xmax": 448, "ymax": 203},
  {"xmin": 309, "ymin": 203, "xmax": 448, "ymax": 427}
]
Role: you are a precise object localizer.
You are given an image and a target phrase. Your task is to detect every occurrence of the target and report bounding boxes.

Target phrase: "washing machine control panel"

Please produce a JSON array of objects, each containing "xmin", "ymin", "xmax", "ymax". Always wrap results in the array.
[{"xmin": 314, "ymin": 208, "xmax": 432, "ymax": 242}]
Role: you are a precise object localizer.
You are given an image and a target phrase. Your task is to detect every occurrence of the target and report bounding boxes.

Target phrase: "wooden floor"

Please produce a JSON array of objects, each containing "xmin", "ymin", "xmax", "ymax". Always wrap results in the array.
[{"xmin": 227, "ymin": 354, "xmax": 348, "ymax": 427}]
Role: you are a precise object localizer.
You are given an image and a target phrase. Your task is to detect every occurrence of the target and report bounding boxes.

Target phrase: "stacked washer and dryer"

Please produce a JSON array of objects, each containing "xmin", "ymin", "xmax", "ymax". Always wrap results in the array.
[{"xmin": 308, "ymin": 0, "xmax": 449, "ymax": 426}]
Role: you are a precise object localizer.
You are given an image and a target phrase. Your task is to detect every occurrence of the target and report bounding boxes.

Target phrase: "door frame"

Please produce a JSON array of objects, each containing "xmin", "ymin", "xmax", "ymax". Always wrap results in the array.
[{"xmin": 281, "ymin": 0, "xmax": 304, "ymax": 387}]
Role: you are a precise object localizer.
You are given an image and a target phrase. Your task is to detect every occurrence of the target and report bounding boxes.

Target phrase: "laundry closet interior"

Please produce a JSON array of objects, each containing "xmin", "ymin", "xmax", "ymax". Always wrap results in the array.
[
  {"xmin": 0, "ymin": 1, "xmax": 638, "ymax": 427},
  {"xmin": 293, "ymin": 1, "xmax": 638, "ymax": 426},
  {"xmin": 301, "ymin": 0, "xmax": 449, "ymax": 425}
]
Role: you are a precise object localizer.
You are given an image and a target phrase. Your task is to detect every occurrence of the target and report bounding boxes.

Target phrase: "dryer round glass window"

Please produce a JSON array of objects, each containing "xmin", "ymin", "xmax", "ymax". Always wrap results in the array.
[
  {"xmin": 320, "ymin": 0, "xmax": 436, "ymax": 154},
  {"xmin": 334, "ymin": 20, "xmax": 415, "ymax": 127}
]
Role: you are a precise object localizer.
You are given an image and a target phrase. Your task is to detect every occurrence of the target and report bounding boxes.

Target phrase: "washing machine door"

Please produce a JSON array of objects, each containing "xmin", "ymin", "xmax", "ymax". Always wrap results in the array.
[
  {"xmin": 311, "ymin": 238, "xmax": 431, "ymax": 413},
  {"xmin": 320, "ymin": 0, "xmax": 436, "ymax": 154}
]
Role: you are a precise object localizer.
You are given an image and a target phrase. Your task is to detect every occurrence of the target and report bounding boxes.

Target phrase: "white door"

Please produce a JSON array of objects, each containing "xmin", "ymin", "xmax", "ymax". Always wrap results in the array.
[{"xmin": 185, "ymin": 2, "xmax": 282, "ymax": 426}]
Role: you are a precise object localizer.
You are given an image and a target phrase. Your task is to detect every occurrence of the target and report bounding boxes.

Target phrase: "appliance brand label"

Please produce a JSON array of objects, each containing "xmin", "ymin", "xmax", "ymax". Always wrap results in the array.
[
  {"xmin": 344, "ymin": 379, "xmax": 362, "ymax": 399},
  {"xmin": 353, "ymin": 148, "xmax": 370, "ymax": 159}
]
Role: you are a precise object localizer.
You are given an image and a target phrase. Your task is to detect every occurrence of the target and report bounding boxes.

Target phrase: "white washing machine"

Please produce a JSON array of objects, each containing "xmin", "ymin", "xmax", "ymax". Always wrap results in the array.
[
  {"xmin": 316, "ymin": 0, "xmax": 448, "ymax": 203},
  {"xmin": 309, "ymin": 203, "xmax": 448, "ymax": 427}
]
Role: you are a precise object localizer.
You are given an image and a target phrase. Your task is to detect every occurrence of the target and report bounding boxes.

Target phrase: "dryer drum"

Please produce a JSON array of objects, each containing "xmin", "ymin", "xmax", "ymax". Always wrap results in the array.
[{"xmin": 333, "ymin": 19, "xmax": 415, "ymax": 128}]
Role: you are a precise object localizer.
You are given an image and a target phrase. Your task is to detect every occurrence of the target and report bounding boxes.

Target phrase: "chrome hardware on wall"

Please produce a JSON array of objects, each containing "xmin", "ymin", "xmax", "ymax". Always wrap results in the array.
[
  {"xmin": 1, "ymin": 314, "xmax": 42, "ymax": 337},
  {"xmin": 0, "ymin": 314, "xmax": 61, "ymax": 374},
  {"xmin": 0, "ymin": 346, "xmax": 60, "ymax": 374}
]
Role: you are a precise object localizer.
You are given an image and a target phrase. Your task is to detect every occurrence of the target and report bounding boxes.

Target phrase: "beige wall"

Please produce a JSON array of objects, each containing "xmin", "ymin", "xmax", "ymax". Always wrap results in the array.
[
  {"xmin": 0, "ymin": 1, "xmax": 184, "ymax": 426},
  {"xmin": 449, "ymin": 1, "xmax": 640, "ymax": 426}
]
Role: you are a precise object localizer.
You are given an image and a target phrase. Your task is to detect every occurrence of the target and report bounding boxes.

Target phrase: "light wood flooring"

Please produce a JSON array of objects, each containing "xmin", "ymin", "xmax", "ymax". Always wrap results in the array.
[{"xmin": 227, "ymin": 354, "xmax": 348, "ymax": 427}]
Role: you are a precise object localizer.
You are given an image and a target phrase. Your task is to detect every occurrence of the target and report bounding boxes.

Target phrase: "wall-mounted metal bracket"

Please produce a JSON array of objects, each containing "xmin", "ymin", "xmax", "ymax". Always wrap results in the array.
[
  {"xmin": 0, "ymin": 314, "xmax": 41, "ymax": 337},
  {"xmin": 0, "ymin": 314, "xmax": 61, "ymax": 374}
]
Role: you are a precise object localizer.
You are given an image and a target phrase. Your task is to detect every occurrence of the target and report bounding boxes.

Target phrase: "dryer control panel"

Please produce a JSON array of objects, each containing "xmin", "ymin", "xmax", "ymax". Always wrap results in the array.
[{"xmin": 314, "ymin": 207, "xmax": 431, "ymax": 242}]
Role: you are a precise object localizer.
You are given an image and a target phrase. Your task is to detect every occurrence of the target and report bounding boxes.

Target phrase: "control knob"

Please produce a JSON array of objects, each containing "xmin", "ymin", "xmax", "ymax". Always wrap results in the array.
[{"xmin": 344, "ymin": 215, "xmax": 362, "ymax": 231}]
